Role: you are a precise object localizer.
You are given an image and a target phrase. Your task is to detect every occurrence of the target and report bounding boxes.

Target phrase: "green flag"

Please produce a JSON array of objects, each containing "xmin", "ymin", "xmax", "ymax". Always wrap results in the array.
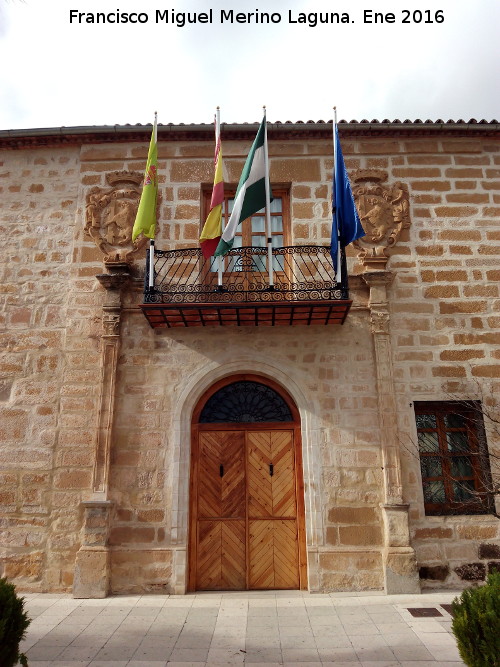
[
  {"xmin": 214, "ymin": 116, "xmax": 269, "ymax": 257},
  {"xmin": 132, "ymin": 116, "xmax": 158, "ymax": 241}
]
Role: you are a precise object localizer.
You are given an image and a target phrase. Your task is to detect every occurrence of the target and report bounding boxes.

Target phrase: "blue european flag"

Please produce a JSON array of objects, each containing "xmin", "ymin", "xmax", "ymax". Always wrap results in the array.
[{"xmin": 331, "ymin": 124, "xmax": 365, "ymax": 281}]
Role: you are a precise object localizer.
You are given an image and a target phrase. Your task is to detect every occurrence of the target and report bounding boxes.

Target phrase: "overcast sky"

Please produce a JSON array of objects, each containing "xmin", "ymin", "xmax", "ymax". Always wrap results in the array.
[{"xmin": 0, "ymin": 0, "xmax": 498, "ymax": 130}]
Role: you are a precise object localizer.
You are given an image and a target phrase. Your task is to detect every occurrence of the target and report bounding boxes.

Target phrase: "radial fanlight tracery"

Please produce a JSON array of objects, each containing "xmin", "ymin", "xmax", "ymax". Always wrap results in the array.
[{"xmin": 199, "ymin": 381, "xmax": 293, "ymax": 423}]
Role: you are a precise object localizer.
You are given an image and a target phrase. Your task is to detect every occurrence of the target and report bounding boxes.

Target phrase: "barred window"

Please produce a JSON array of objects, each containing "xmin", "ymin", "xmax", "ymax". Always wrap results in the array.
[{"xmin": 414, "ymin": 401, "xmax": 493, "ymax": 516}]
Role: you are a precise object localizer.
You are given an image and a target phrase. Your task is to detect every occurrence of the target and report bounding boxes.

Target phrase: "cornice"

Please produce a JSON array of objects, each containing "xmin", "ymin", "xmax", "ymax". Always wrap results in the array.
[{"xmin": 1, "ymin": 119, "xmax": 499, "ymax": 150}]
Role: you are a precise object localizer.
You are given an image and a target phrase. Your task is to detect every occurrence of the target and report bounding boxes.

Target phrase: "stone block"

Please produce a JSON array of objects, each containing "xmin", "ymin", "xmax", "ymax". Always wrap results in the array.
[
  {"xmin": 328, "ymin": 506, "xmax": 378, "ymax": 524},
  {"xmin": 338, "ymin": 525, "xmax": 383, "ymax": 546},
  {"xmin": 270, "ymin": 158, "xmax": 321, "ymax": 182},
  {"xmin": 457, "ymin": 525, "xmax": 498, "ymax": 540},
  {"xmin": 454, "ymin": 562, "xmax": 486, "ymax": 581},
  {"xmin": 414, "ymin": 527, "xmax": 454, "ymax": 540},
  {"xmin": 384, "ymin": 550, "xmax": 420, "ymax": 594},
  {"xmin": 170, "ymin": 159, "xmax": 212, "ymax": 182},
  {"xmin": 423, "ymin": 285, "xmax": 459, "ymax": 298},
  {"xmin": 137, "ymin": 509, "xmax": 165, "ymax": 523},
  {"xmin": 110, "ymin": 549, "xmax": 173, "ymax": 594},
  {"xmin": 0, "ymin": 408, "xmax": 29, "ymax": 440},
  {"xmin": 109, "ymin": 526, "xmax": 155, "ymax": 545},
  {"xmin": 54, "ymin": 470, "xmax": 92, "ymax": 490},
  {"xmin": 73, "ymin": 547, "xmax": 110, "ymax": 598},
  {"xmin": 177, "ymin": 186, "xmax": 199, "ymax": 200},
  {"xmin": 292, "ymin": 185, "xmax": 311, "ymax": 199},
  {"xmin": 419, "ymin": 565, "xmax": 449, "ymax": 581},
  {"xmin": 292, "ymin": 201, "xmax": 316, "ymax": 219},
  {"xmin": 359, "ymin": 140, "xmax": 401, "ymax": 154},
  {"xmin": 174, "ymin": 204, "xmax": 199, "ymax": 220},
  {"xmin": 450, "ymin": 245, "xmax": 473, "ymax": 255},
  {"xmin": 440, "ymin": 349, "xmax": 485, "ymax": 361},
  {"xmin": 357, "ymin": 570, "xmax": 384, "ymax": 589},
  {"xmin": 321, "ymin": 571, "xmax": 356, "ymax": 590},
  {"xmin": 324, "ymin": 527, "xmax": 338, "ymax": 545},
  {"xmin": 432, "ymin": 366, "xmax": 467, "ymax": 377},
  {"xmin": 410, "ymin": 180, "xmax": 450, "ymax": 191},
  {"xmin": 382, "ymin": 505, "xmax": 412, "ymax": 548},
  {"xmin": 472, "ymin": 365, "xmax": 500, "ymax": 378},
  {"xmin": 478, "ymin": 543, "xmax": 500, "ymax": 559},
  {"xmin": 2, "ymin": 551, "xmax": 44, "ymax": 581}
]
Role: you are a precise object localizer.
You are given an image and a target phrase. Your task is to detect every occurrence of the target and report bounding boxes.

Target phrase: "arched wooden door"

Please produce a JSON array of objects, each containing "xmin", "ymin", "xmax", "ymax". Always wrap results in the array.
[{"xmin": 188, "ymin": 375, "xmax": 307, "ymax": 591}]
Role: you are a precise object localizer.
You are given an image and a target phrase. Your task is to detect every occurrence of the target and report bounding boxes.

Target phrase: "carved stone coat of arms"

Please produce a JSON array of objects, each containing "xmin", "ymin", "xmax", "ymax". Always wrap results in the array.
[
  {"xmin": 84, "ymin": 171, "xmax": 150, "ymax": 263},
  {"xmin": 351, "ymin": 170, "xmax": 411, "ymax": 271}
]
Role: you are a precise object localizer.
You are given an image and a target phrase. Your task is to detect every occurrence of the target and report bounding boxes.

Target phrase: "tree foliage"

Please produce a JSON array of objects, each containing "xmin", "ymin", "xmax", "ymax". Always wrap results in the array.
[
  {"xmin": 0, "ymin": 577, "xmax": 30, "ymax": 667},
  {"xmin": 451, "ymin": 571, "xmax": 500, "ymax": 667}
]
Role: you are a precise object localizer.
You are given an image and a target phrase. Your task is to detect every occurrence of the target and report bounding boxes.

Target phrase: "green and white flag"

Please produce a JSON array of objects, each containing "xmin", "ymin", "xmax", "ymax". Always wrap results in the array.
[{"xmin": 214, "ymin": 115, "xmax": 269, "ymax": 257}]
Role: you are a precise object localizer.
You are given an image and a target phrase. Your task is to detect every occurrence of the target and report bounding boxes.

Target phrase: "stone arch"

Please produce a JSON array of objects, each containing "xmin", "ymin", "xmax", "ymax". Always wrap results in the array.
[{"xmin": 166, "ymin": 357, "xmax": 323, "ymax": 594}]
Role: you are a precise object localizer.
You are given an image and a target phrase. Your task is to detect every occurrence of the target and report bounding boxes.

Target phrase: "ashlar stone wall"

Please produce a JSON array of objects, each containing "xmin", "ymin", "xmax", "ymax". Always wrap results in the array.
[
  {"xmin": 0, "ymin": 145, "xmax": 84, "ymax": 588},
  {"xmin": 1, "ymin": 125, "xmax": 499, "ymax": 594},
  {"xmin": 384, "ymin": 136, "xmax": 500, "ymax": 588}
]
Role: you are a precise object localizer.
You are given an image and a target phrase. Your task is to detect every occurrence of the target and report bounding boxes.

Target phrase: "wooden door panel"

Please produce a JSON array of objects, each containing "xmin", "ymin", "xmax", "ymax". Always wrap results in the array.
[
  {"xmin": 197, "ymin": 519, "xmax": 246, "ymax": 590},
  {"xmin": 198, "ymin": 431, "xmax": 245, "ymax": 518},
  {"xmin": 193, "ymin": 424, "xmax": 303, "ymax": 591},
  {"xmin": 248, "ymin": 431, "xmax": 296, "ymax": 518},
  {"xmin": 248, "ymin": 432, "xmax": 273, "ymax": 517},
  {"xmin": 273, "ymin": 519, "xmax": 300, "ymax": 589},
  {"xmin": 248, "ymin": 520, "xmax": 274, "ymax": 589},
  {"xmin": 270, "ymin": 431, "xmax": 296, "ymax": 517},
  {"xmin": 197, "ymin": 520, "xmax": 222, "ymax": 589},
  {"xmin": 249, "ymin": 519, "xmax": 299, "ymax": 589}
]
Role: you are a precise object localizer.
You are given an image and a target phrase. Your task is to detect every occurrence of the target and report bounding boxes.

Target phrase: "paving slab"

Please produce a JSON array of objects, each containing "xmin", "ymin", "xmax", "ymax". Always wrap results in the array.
[{"xmin": 20, "ymin": 589, "xmax": 465, "ymax": 665}]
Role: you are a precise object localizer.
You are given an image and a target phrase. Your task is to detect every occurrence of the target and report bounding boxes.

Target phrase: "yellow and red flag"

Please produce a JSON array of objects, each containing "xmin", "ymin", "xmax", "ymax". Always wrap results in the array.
[{"xmin": 199, "ymin": 113, "xmax": 223, "ymax": 258}]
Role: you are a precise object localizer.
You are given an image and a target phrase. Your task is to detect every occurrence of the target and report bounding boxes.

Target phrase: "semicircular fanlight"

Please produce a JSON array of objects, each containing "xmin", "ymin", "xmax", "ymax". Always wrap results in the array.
[{"xmin": 199, "ymin": 381, "xmax": 293, "ymax": 423}]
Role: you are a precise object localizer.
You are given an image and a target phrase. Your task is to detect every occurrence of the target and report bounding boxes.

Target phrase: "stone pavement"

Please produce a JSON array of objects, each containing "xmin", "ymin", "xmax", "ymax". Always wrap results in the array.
[{"xmin": 20, "ymin": 589, "xmax": 466, "ymax": 666}]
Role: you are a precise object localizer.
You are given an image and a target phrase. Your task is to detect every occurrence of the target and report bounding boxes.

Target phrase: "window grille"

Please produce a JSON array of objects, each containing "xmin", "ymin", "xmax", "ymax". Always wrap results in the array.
[
  {"xmin": 414, "ymin": 401, "xmax": 493, "ymax": 516},
  {"xmin": 199, "ymin": 381, "xmax": 293, "ymax": 423}
]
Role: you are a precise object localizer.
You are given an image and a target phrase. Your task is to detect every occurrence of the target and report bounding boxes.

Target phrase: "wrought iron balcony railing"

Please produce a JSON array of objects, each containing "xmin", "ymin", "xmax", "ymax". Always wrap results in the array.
[{"xmin": 141, "ymin": 245, "xmax": 351, "ymax": 327}]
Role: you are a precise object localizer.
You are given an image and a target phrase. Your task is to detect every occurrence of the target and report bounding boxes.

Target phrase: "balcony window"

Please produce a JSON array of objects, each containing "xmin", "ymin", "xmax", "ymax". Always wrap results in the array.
[{"xmin": 203, "ymin": 188, "xmax": 289, "ymax": 273}]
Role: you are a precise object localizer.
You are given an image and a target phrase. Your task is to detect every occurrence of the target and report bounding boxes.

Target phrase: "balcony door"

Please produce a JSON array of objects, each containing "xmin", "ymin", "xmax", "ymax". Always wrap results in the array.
[
  {"xmin": 188, "ymin": 376, "xmax": 307, "ymax": 591},
  {"xmin": 203, "ymin": 189, "xmax": 290, "ymax": 290}
]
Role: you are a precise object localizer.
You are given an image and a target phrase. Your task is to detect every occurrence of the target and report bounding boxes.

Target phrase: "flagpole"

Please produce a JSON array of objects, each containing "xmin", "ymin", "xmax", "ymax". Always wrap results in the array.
[
  {"xmin": 215, "ymin": 107, "xmax": 224, "ymax": 288},
  {"xmin": 263, "ymin": 106, "xmax": 274, "ymax": 288},
  {"xmin": 148, "ymin": 111, "xmax": 158, "ymax": 289},
  {"xmin": 333, "ymin": 106, "xmax": 342, "ymax": 284}
]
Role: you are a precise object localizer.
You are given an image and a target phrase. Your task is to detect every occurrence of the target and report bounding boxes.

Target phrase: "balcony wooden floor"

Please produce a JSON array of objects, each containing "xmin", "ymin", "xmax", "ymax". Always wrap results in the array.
[{"xmin": 141, "ymin": 299, "xmax": 352, "ymax": 328}]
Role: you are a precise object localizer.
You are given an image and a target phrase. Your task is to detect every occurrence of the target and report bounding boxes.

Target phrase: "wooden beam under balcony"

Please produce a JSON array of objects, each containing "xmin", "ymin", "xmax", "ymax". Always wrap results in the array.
[{"xmin": 140, "ymin": 299, "xmax": 352, "ymax": 328}]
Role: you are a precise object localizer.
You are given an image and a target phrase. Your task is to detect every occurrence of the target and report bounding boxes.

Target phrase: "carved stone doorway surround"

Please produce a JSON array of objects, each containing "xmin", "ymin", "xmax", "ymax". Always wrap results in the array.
[
  {"xmin": 167, "ymin": 359, "xmax": 324, "ymax": 595},
  {"xmin": 73, "ymin": 262, "xmax": 130, "ymax": 598},
  {"xmin": 363, "ymin": 271, "xmax": 420, "ymax": 594}
]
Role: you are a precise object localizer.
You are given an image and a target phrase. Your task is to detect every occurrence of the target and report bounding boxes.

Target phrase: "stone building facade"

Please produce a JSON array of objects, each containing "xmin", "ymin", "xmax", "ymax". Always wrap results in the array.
[{"xmin": 0, "ymin": 119, "xmax": 499, "ymax": 597}]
